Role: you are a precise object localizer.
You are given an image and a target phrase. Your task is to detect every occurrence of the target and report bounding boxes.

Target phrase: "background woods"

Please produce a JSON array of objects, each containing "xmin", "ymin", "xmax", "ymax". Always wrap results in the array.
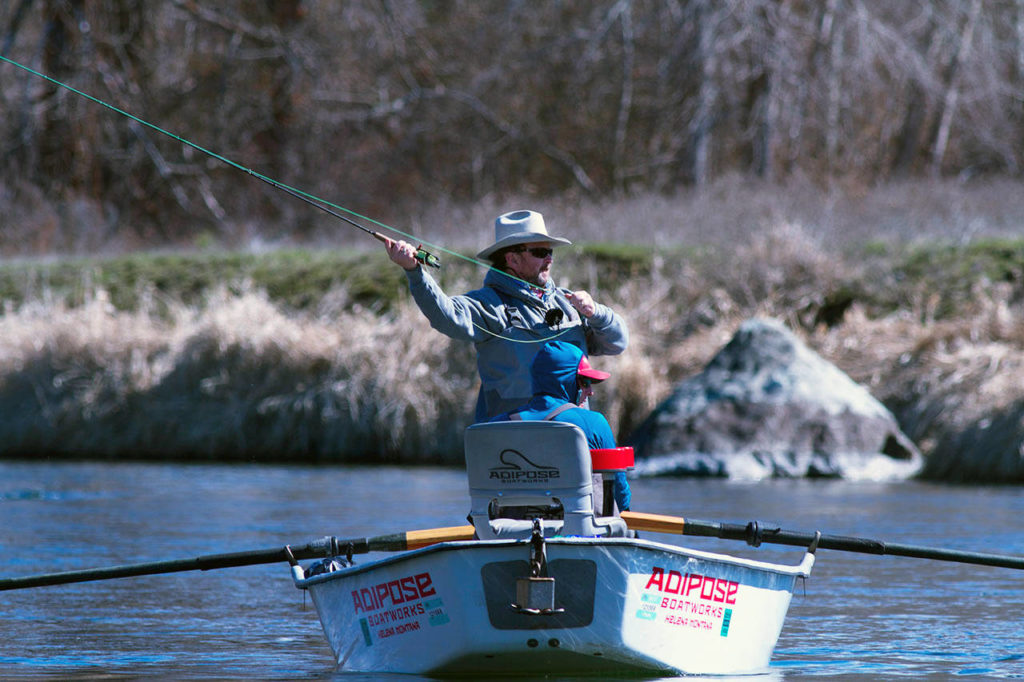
[
  {"xmin": 2, "ymin": 2, "xmax": 1024, "ymax": 478},
  {"xmin": 2, "ymin": 0, "xmax": 1024, "ymax": 254}
]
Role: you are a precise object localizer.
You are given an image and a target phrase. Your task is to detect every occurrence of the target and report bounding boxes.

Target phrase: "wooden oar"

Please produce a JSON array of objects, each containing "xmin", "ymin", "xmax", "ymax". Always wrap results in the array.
[
  {"xmin": 0, "ymin": 524, "xmax": 475, "ymax": 591},
  {"xmin": 621, "ymin": 511, "xmax": 1024, "ymax": 570}
]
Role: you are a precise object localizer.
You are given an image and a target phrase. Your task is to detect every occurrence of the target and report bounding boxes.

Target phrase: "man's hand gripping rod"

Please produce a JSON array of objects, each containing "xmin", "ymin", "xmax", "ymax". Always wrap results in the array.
[{"xmin": 370, "ymin": 232, "xmax": 440, "ymax": 269}]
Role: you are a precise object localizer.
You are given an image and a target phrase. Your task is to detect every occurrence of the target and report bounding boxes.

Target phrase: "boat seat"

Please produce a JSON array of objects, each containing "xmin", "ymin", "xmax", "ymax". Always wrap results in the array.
[{"xmin": 464, "ymin": 421, "xmax": 630, "ymax": 540}]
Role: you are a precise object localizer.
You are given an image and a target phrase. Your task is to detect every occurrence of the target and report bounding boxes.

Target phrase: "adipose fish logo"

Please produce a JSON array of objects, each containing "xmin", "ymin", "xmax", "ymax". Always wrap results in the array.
[{"xmin": 488, "ymin": 449, "xmax": 560, "ymax": 482}]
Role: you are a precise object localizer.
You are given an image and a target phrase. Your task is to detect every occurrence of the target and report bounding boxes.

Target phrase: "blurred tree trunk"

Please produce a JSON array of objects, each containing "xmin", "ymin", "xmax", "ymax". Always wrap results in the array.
[
  {"xmin": 2, "ymin": 1, "xmax": 1024, "ymax": 253},
  {"xmin": 929, "ymin": 0, "xmax": 982, "ymax": 177},
  {"xmin": 0, "ymin": 0, "xmax": 32, "ymax": 54},
  {"xmin": 750, "ymin": 1, "xmax": 780, "ymax": 181},
  {"xmin": 611, "ymin": 0, "xmax": 634, "ymax": 194},
  {"xmin": 820, "ymin": 0, "xmax": 842, "ymax": 171},
  {"xmin": 691, "ymin": 0, "xmax": 717, "ymax": 187},
  {"xmin": 1015, "ymin": 0, "xmax": 1024, "ymax": 174},
  {"xmin": 36, "ymin": 0, "xmax": 80, "ymax": 183},
  {"xmin": 1, "ymin": 0, "xmax": 34, "ymax": 164}
]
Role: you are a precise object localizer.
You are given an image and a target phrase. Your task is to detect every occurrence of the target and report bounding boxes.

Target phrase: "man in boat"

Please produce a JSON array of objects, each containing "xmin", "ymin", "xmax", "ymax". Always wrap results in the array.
[
  {"xmin": 385, "ymin": 210, "xmax": 628, "ymax": 421},
  {"xmin": 490, "ymin": 340, "xmax": 631, "ymax": 513}
]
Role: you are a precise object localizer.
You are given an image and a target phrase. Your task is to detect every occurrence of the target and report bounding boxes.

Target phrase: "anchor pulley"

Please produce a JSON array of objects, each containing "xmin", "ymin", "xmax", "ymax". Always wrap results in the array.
[{"xmin": 511, "ymin": 519, "xmax": 564, "ymax": 615}]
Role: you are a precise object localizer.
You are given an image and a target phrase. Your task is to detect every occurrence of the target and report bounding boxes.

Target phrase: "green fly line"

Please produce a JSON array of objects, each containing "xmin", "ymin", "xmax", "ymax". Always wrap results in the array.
[{"xmin": 0, "ymin": 53, "xmax": 576, "ymax": 344}]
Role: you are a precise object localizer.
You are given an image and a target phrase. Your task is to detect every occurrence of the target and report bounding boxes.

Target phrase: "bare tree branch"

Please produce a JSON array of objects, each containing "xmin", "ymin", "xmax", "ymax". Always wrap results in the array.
[
  {"xmin": 612, "ymin": 0, "xmax": 635, "ymax": 193},
  {"xmin": 930, "ymin": 0, "xmax": 982, "ymax": 176}
]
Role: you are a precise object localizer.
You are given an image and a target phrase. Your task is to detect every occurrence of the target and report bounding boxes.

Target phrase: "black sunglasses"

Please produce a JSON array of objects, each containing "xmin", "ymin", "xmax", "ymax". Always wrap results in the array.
[
  {"xmin": 577, "ymin": 377, "xmax": 592, "ymax": 389},
  {"xmin": 514, "ymin": 247, "xmax": 553, "ymax": 258}
]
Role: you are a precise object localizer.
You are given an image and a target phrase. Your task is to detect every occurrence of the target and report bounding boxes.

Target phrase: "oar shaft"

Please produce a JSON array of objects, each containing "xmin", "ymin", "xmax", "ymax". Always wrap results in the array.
[
  {"xmin": 752, "ymin": 526, "xmax": 1024, "ymax": 569},
  {"xmin": 358, "ymin": 525, "xmax": 474, "ymax": 552},
  {"xmin": 0, "ymin": 525, "xmax": 476, "ymax": 591},
  {"xmin": 0, "ymin": 537, "xmax": 336, "ymax": 591},
  {"xmin": 621, "ymin": 511, "xmax": 1024, "ymax": 570}
]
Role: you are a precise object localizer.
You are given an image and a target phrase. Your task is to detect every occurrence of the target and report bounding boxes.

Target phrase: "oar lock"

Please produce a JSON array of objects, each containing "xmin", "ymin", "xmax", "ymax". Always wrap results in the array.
[
  {"xmin": 744, "ymin": 521, "xmax": 822, "ymax": 554},
  {"xmin": 743, "ymin": 521, "xmax": 773, "ymax": 548},
  {"xmin": 298, "ymin": 536, "xmax": 357, "ymax": 579}
]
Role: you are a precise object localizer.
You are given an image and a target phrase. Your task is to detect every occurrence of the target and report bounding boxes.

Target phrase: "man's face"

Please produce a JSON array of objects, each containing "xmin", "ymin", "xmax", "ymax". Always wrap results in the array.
[
  {"xmin": 576, "ymin": 377, "xmax": 595, "ymax": 405},
  {"xmin": 505, "ymin": 241, "xmax": 554, "ymax": 286}
]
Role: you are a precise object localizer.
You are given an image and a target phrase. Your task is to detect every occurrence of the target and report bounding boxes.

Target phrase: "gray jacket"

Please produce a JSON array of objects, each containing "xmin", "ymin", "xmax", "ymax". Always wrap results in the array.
[{"xmin": 406, "ymin": 266, "xmax": 629, "ymax": 421}]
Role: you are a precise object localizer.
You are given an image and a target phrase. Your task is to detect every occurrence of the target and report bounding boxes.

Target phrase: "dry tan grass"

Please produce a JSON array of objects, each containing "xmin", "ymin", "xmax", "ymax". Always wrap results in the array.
[
  {"xmin": 1, "ymin": 259, "xmax": 1022, "ymax": 465},
  {"xmin": 0, "ymin": 284, "xmax": 477, "ymax": 460},
  {"xmin": 4, "ymin": 178, "xmax": 1024, "ymax": 466},
  {"xmin": 599, "ymin": 219, "xmax": 1024, "ymax": 475}
]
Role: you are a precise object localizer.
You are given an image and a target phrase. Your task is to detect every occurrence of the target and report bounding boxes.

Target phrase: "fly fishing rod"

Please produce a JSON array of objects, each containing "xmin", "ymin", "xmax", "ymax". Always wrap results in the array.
[
  {"xmin": 0, "ymin": 52, "xmax": 585, "ymax": 344},
  {"xmin": 241, "ymin": 168, "xmax": 439, "ymax": 268},
  {"xmin": 0, "ymin": 53, "xmax": 440, "ymax": 268}
]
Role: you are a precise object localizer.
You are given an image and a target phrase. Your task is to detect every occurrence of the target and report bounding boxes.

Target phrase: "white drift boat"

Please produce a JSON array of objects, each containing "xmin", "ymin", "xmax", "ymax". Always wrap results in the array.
[
  {"xmin": 5, "ymin": 415, "xmax": 1022, "ymax": 674},
  {"xmin": 292, "ymin": 421, "xmax": 816, "ymax": 676}
]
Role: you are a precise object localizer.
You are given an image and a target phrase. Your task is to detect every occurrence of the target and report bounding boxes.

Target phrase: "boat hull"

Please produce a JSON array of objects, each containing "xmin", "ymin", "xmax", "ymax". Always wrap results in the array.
[{"xmin": 295, "ymin": 536, "xmax": 813, "ymax": 676}]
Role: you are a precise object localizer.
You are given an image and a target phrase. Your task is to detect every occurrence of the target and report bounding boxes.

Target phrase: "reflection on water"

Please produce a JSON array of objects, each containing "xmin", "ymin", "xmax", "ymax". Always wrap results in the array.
[{"xmin": 0, "ymin": 463, "xmax": 1021, "ymax": 680}]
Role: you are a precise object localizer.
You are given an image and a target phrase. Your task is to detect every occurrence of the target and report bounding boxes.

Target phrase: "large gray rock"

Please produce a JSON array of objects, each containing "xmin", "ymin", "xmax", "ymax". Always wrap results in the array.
[
  {"xmin": 627, "ymin": 318, "xmax": 922, "ymax": 480},
  {"xmin": 920, "ymin": 403, "xmax": 1024, "ymax": 483}
]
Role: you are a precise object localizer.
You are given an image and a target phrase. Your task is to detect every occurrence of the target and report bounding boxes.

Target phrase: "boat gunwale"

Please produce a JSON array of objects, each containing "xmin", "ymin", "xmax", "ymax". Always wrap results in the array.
[{"xmin": 293, "ymin": 534, "xmax": 815, "ymax": 589}]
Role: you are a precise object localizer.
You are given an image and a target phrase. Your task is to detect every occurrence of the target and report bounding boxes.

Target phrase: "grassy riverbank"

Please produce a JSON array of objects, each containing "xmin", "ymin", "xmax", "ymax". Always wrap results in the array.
[{"xmin": 2, "ymin": 213, "xmax": 1024, "ymax": 470}]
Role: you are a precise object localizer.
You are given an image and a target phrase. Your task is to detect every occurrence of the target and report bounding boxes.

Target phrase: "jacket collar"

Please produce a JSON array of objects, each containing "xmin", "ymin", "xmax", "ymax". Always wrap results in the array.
[{"xmin": 484, "ymin": 268, "xmax": 556, "ymax": 305}]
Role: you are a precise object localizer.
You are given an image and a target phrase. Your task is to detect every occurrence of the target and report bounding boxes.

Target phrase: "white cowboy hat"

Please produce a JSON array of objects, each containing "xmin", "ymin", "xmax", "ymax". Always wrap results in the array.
[{"xmin": 476, "ymin": 210, "xmax": 572, "ymax": 260}]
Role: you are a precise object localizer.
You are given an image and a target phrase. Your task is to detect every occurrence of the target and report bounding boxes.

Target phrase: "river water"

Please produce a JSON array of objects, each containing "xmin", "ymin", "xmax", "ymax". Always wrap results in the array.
[{"xmin": 0, "ymin": 461, "xmax": 1021, "ymax": 680}]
